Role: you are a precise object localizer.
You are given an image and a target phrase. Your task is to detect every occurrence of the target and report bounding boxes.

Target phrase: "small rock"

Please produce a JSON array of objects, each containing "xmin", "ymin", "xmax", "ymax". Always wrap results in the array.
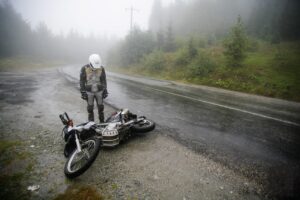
[
  {"xmin": 230, "ymin": 191, "xmax": 233, "ymax": 194},
  {"xmin": 154, "ymin": 174, "xmax": 159, "ymax": 180},
  {"xmin": 220, "ymin": 186, "xmax": 224, "ymax": 190},
  {"xmin": 30, "ymin": 137, "xmax": 36, "ymax": 140},
  {"xmin": 30, "ymin": 145, "xmax": 35, "ymax": 148},
  {"xmin": 27, "ymin": 185, "xmax": 40, "ymax": 192}
]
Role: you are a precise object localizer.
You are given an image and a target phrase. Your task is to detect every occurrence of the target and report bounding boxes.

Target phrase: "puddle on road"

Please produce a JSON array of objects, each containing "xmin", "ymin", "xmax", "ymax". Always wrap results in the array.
[{"xmin": 0, "ymin": 73, "xmax": 37, "ymax": 105}]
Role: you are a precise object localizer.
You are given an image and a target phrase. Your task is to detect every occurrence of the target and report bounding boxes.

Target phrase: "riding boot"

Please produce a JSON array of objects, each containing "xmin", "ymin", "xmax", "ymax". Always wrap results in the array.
[
  {"xmin": 88, "ymin": 112, "xmax": 94, "ymax": 121},
  {"xmin": 87, "ymin": 105, "xmax": 94, "ymax": 121},
  {"xmin": 98, "ymin": 104, "xmax": 104, "ymax": 123}
]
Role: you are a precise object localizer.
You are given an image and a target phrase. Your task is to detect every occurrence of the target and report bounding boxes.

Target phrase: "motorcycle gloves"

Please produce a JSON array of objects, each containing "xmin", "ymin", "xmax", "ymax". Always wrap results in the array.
[
  {"xmin": 102, "ymin": 89, "xmax": 108, "ymax": 99},
  {"xmin": 82, "ymin": 89, "xmax": 107, "ymax": 101},
  {"xmin": 81, "ymin": 91, "xmax": 88, "ymax": 100}
]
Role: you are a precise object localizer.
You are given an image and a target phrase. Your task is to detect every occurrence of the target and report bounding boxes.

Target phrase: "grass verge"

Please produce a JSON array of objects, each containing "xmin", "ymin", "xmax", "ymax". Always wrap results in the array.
[
  {"xmin": 0, "ymin": 140, "xmax": 33, "ymax": 200},
  {"xmin": 110, "ymin": 41, "xmax": 300, "ymax": 102}
]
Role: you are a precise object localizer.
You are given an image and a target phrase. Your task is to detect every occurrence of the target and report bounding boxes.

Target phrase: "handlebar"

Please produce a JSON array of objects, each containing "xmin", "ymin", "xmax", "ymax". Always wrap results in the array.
[
  {"xmin": 64, "ymin": 112, "xmax": 70, "ymax": 120},
  {"xmin": 59, "ymin": 112, "xmax": 70, "ymax": 125}
]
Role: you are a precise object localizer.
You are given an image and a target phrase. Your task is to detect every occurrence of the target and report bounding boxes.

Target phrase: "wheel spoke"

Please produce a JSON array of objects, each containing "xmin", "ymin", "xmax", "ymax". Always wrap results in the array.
[
  {"xmin": 70, "ymin": 153, "xmax": 85, "ymax": 171},
  {"xmin": 83, "ymin": 149, "xmax": 91, "ymax": 159},
  {"xmin": 66, "ymin": 139, "xmax": 98, "ymax": 174}
]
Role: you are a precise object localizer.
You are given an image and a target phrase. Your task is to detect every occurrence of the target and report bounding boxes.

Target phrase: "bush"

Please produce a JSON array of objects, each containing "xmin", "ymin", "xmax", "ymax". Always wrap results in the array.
[
  {"xmin": 142, "ymin": 50, "xmax": 165, "ymax": 72},
  {"xmin": 187, "ymin": 51, "xmax": 216, "ymax": 78},
  {"xmin": 174, "ymin": 47, "xmax": 190, "ymax": 66}
]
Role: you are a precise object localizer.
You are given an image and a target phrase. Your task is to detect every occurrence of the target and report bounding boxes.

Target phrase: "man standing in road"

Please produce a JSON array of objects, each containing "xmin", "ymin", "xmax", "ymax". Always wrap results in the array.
[{"xmin": 80, "ymin": 54, "xmax": 108, "ymax": 122}]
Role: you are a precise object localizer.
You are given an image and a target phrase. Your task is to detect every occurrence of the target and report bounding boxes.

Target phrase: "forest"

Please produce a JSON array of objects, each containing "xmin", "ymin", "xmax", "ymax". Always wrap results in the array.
[
  {"xmin": 0, "ymin": 1, "xmax": 116, "ymax": 63},
  {"xmin": 0, "ymin": 0, "xmax": 300, "ymax": 101},
  {"xmin": 107, "ymin": 0, "xmax": 300, "ymax": 101}
]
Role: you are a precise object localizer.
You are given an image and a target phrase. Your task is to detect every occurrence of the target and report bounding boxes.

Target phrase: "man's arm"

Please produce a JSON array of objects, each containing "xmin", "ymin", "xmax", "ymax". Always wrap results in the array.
[
  {"xmin": 101, "ymin": 67, "xmax": 108, "ymax": 99},
  {"xmin": 101, "ymin": 67, "xmax": 107, "ymax": 89},
  {"xmin": 80, "ymin": 66, "xmax": 86, "ymax": 92}
]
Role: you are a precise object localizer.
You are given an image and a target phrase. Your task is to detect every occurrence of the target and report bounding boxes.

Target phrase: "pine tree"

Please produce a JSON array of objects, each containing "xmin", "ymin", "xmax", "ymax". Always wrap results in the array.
[
  {"xmin": 223, "ymin": 15, "xmax": 247, "ymax": 67},
  {"xmin": 188, "ymin": 37, "xmax": 197, "ymax": 59},
  {"xmin": 156, "ymin": 29, "xmax": 165, "ymax": 50},
  {"xmin": 164, "ymin": 22, "xmax": 176, "ymax": 52}
]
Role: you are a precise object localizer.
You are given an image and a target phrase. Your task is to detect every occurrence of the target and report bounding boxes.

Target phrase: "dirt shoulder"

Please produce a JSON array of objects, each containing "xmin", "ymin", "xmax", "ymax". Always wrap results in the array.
[{"xmin": 0, "ymin": 67, "xmax": 263, "ymax": 199}]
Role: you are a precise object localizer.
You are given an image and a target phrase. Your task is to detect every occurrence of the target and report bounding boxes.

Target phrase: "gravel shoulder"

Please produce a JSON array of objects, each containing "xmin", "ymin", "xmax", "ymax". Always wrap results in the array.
[{"xmin": 0, "ymin": 67, "xmax": 263, "ymax": 199}]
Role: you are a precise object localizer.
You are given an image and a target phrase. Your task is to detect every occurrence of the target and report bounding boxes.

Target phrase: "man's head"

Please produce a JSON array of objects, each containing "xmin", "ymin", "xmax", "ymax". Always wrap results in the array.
[{"xmin": 89, "ymin": 54, "xmax": 102, "ymax": 69}]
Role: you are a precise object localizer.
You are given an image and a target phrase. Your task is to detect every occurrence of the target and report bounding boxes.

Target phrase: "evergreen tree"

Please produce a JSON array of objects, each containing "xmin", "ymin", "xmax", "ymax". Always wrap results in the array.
[
  {"xmin": 121, "ymin": 26, "xmax": 155, "ymax": 66},
  {"xmin": 0, "ymin": 1, "xmax": 32, "ymax": 57},
  {"xmin": 164, "ymin": 22, "xmax": 176, "ymax": 52},
  {"xmin": 187, "ymin": 37, "xmax": 197, "ymax": 59},
  {"xmin": 156, "ymin": 29, "xmax": 165, "ymax": 50},
  {"xmin": 223, "ymin": 16, "xmax": 247, "ymax": 67},
  {"xmin": 149, "ymin": 0, "xmax": 163, "ymax": 33}
]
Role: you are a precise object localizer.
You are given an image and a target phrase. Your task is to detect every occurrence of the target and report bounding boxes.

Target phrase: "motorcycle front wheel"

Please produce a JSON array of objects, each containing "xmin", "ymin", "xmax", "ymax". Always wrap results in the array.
[
  {"xmin": 64, "ymin": 137, "xmax": 101, "ymax": 179},
  {"xmin": 131, "ymin": 119, "xmax": 155, "ymax": 133}
]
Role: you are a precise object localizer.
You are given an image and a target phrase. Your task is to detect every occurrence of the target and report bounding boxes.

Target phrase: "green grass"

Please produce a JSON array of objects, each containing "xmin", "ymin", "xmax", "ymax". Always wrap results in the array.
[
  {"xmin": 0, "ymin": 173, "xmax": 29, "ymax": 200},
  {"xmin": 0, "ymin": 140, "xmax": 27, "ymax": 165},
  {"xmin": 205, "ymin": 42, "xmax": 300, "ymax": 101},
  {"xmin": 111, "ymin": 41, "xmax": 300, "ymax": 102},
  {"xmin": 0, "ymin": 140, "xmax": 32, "ymax": 200}
]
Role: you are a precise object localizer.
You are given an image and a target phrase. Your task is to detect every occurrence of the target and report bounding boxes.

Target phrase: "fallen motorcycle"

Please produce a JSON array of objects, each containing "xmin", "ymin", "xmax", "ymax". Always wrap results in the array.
[{"xmin": 59, "ymin": 109, "xmax": 155, "ymax": 179}]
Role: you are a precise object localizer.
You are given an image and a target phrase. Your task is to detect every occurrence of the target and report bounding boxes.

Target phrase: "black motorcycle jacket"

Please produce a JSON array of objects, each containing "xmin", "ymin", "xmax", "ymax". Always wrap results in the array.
[{"xmin": 80, "ymin": 64, "xmax": 107, "ymax": 93}]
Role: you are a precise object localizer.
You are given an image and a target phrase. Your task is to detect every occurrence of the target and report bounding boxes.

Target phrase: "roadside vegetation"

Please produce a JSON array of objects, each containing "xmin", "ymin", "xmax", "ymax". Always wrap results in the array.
[
  {"xmin": 110, "ymin": 35, "xmax": 300, "ymax": 102},
  {"xmin": 0, "ymin": 140, "xmax": 33, "ymax": 200},
  {"xmin": 107, "ymin": 0, "xmax": 300, "ymax": 102}
]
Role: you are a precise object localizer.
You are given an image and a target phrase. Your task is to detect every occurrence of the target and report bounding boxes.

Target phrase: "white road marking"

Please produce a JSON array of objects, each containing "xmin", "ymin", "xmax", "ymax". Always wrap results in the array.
[{"xmin": 148, "ymin": 87, "xmax": 300, "ymax": 127}]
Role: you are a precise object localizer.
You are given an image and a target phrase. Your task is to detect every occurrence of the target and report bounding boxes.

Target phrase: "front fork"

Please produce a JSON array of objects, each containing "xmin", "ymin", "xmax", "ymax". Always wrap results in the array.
[{"xmin": 75, "ymin": 133, "xmax": 82, "ymax": 153}]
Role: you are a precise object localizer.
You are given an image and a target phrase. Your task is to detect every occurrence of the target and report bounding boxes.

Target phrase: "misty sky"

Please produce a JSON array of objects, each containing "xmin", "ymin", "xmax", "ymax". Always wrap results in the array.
[{"xmin": 10, "ymin": 0, "xmax": 175, "ymax": 38}]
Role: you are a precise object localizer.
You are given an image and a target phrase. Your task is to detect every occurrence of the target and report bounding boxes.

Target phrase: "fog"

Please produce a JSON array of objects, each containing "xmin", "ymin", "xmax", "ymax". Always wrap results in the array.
[
  {"xmin": 0, "ymin": 0, "xmax": 299, "ymax": 64},
  {"xmin": 10, "ymin": 0, "xmax": 174, "ymax": 37}
]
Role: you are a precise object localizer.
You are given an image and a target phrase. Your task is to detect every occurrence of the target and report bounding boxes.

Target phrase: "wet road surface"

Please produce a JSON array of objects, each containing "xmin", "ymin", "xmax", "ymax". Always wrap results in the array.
[
  {"xmin": 1, "ymin": 68, "xmax": 266, "ymax": 200},
  {"xmin": 61, "ymin": 66, "xmax": 300, "ymax": 199}
]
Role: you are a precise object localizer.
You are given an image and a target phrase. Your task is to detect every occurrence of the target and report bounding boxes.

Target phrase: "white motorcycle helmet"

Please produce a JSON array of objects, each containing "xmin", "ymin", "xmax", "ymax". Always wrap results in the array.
[{"xmin": 89, "ymin": 54, "xmax": 102, "ymax": 69}]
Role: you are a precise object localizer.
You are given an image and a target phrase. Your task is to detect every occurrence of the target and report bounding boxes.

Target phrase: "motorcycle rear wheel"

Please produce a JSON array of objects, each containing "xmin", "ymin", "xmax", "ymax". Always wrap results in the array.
[
  {"xmin": 131, "ymin": 119, "xmax": 155, "ymax": 133},
  {"xmin": 64, "ymin": 137, "xmax": 101, "ymax": 179}
]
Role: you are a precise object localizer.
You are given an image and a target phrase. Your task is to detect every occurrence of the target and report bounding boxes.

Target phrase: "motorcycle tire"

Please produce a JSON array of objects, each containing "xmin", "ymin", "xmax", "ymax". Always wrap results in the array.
[
  {"xmin": 64, "ymin": 145, "xmax": 71, "ymax": 158},
  {"xmin": 64, "ymin": 140, "xmax": 76, "ymax": 158},
  {"xmin": 131, "ymin": 119, "xmax": 155, "ymax": 133},
  {"xmin": 64, "ymin": 137, "xmax": 101, "ymax": 179}
]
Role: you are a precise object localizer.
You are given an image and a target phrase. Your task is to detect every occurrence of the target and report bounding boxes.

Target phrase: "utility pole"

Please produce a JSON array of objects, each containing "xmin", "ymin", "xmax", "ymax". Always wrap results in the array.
[{"xmin": 126, "ymin": 6, "xmax": 139, "ymax": 32}]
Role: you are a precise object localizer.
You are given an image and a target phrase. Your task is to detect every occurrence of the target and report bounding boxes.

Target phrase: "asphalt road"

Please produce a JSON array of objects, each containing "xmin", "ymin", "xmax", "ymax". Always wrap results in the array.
[
  {"xmin": 61, "ymin": 65, "xmax": 300, "ymax": 199},
  {"xmin": 1, "ymin": 68, "xmax": 267, "ymax": 200}
]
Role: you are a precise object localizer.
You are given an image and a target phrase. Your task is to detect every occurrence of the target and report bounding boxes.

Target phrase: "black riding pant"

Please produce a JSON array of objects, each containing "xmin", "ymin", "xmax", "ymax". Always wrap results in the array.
[{"xmin": 86, "ymin": 91, "xmax": 104, "ymax": 122}]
